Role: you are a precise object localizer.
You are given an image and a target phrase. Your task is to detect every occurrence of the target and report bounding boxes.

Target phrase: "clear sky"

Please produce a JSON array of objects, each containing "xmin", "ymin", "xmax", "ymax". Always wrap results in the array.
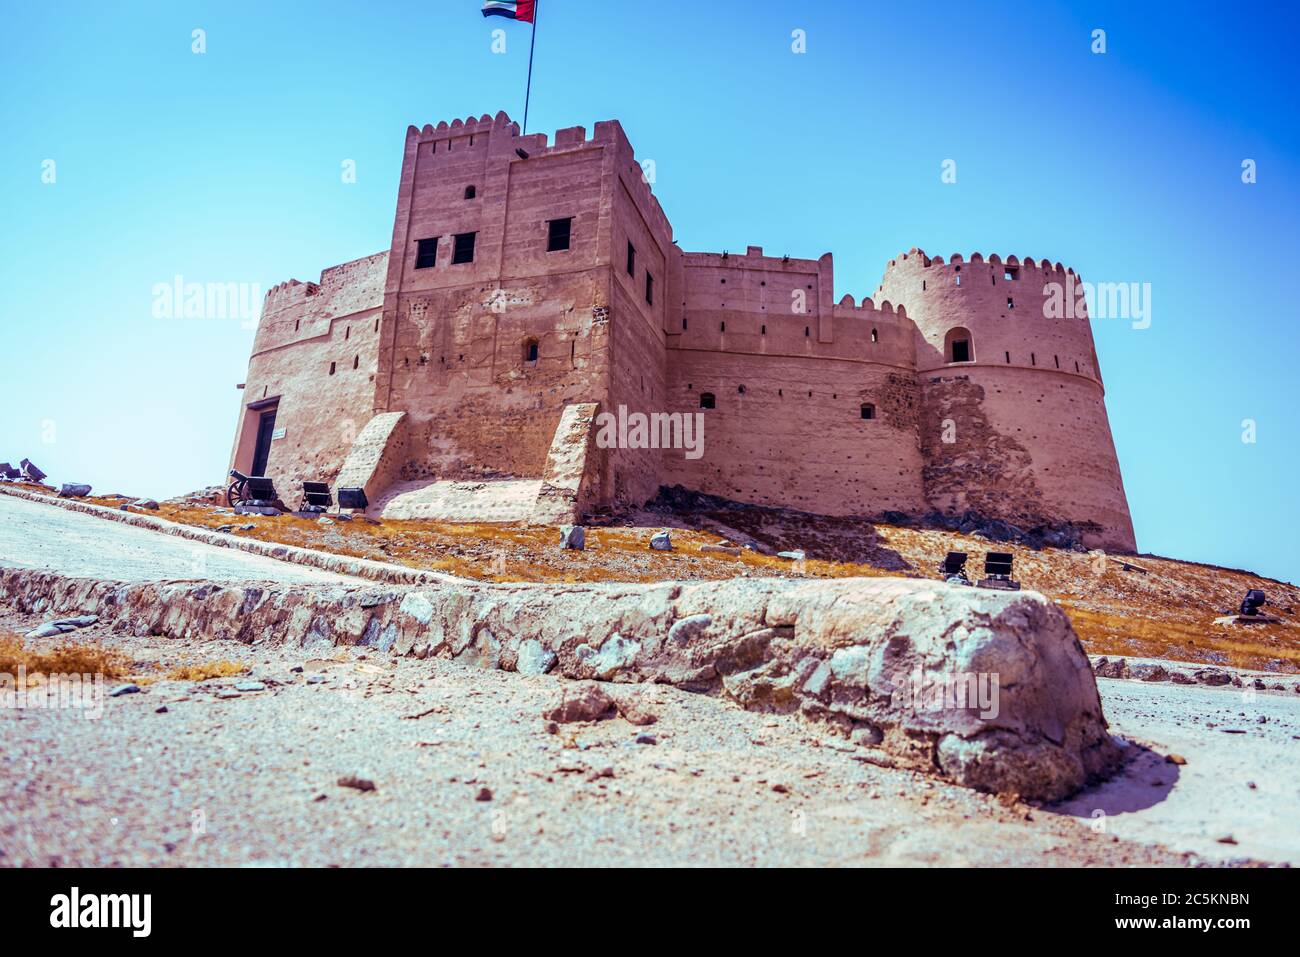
[{"xmin": 2, "ymin": 1, "xmax": 1296, "ymax": 583}]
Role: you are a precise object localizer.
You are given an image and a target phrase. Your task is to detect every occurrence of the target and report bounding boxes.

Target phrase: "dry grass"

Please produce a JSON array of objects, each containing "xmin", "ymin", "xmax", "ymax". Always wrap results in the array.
[
  {"xmin": 44, "ymin": 485, "xmax": 1300, "ymax": 673},
  {"xmin": 161, "ymin": 659, "xmax": 247, "ymax": 682},
  {"xmin": 0, "ymin": 632, "xmax": 131, "ymax": 678}
]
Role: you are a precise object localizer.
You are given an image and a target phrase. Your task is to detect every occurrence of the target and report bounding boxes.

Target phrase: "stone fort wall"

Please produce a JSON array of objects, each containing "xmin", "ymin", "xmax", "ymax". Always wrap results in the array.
[{"xmin": 230, "ymin": 114, "xmax": 1135, "ymax": 551}]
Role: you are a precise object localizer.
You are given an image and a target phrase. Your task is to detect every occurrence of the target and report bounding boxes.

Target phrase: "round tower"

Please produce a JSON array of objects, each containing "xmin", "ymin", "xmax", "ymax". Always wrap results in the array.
[{"xmin": 877, "ymin": 249, "xmax": 1135, "ymax": 552}]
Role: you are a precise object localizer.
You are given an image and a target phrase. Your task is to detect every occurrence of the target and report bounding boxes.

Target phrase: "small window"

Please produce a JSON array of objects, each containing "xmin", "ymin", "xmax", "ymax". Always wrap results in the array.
[
  {"xmin": 871, "ymin": 328, "xmax": 878, "ymax": 343},
  {"xmin": 415, "ymin": 237, "xmax": 439, "ymax": 269},
  {"xmin": 1054, "ymin": 354, "xmax": 1060, "ymax": 369},
  {"xmin": 547, "ymin": 217, "xmax": 572, "ymax": 252},
  {"xmin": 720, "ymin": 321, "xmax": 726, "ymax": 332},
  {"xmin": 645, "ymin": 272, "xmax": 654, "ymax": 305},
  {"xmin": 761, "ymin": 324, "xmax": 766, "ymax": 334},
  {"xmin": 951, "ymin": 339, "xmax": 971, "ymax": 363},
  {"xmin": 1075, "ymin": 361, "xmax": 1080, "ymax": 373},
  {"xmin": 464, "ymin": 185, "xmax": 477, "ymax": 200},
  {"xmin": 1005, "ymin": 267, "xmax": 1018, "ymax": 281},
  {"xmin": 956, "ymin": 274, "xmax": 962, "ymax": 286},
  {"xmin": 861, "ymin": 404, "xmax": 875, "ymax": 420},
  {"xmin": 1005, "ymin": 351, "xmax": 1011, "ymax": 363},
  {"xmin": 452, "ymin": 232, "xmax": 476, "ymax": 264},
  {"xmin": 1007, "ymin": 297, "xmax": 1014, "ymax": 309},
  {"xmin": 523, "ymin": 338, "xmax": 539, "ymax": 363},
  {"xmin": 737, "ymin": 385, "xmax": 745, "ymax": 394},
  {"xmin": 699, "ymin": 392, "xmax": 715, "ymax": 409},
  {"xmin": 1031, "ymin": 353, "xmax": 1037, "ymax": 366},
  {"xmin": 328, "ymin": 361, "xmax": 336, "ymax": 375},
  {"xmin": 626, "ymin": 241, "xmax": 636, "ymax": 276},
  {"xmin": 804, "ymin": 326, "xmax": 810, "ymax": 337}
]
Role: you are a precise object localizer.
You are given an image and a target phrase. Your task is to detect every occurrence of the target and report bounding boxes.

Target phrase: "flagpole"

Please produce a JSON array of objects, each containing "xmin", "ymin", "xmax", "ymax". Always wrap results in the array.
[{"xmin": 522, "ymin": 1, "xmax": 538, "ymax": 134}]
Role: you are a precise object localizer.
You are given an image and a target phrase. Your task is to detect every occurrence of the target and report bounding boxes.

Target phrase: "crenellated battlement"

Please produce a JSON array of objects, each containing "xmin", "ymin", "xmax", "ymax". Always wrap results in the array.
[{"xmin": 882, "ymin": 247, "xmax": 1078, "ymax": 278}]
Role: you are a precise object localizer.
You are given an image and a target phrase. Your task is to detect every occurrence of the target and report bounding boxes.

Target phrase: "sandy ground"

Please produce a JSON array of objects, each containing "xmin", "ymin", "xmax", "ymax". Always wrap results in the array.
[
  {"xmin": 0, "ymin": 494, "xmax": 361, "ymax": 584},
  {"xmin": 2, "ymin": 607, "xmax": 1295, "ymax": 868},
  {"xmin": 0, "ymin": 614, "xmax": 1193, "ymax": 868},
  {"xmin": 1059, "ymin": 678, "xmax": 1300, "ymax": 864}
]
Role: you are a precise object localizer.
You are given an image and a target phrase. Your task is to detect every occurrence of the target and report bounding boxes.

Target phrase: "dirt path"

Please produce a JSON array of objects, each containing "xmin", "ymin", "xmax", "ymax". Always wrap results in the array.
[
  {"xmin": 0, "ymin": 614, "xmax": 1198, "ymax": 868},
  {"xmin": 0, "ymin": 494, "xmax": 361, "ymax": 584}
]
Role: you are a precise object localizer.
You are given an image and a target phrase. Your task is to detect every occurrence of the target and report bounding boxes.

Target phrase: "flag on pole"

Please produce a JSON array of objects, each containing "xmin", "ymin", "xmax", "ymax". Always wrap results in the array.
[{"xmin": 482, "ymin": 1, "xmax": 535, "ymax": 22}]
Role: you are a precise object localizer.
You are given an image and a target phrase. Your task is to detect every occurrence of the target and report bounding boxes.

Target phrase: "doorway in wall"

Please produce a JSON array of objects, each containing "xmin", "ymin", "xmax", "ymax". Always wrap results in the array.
[{"xmin": 251, "ymin": 408, "xmax": 278, "ymax": 476}]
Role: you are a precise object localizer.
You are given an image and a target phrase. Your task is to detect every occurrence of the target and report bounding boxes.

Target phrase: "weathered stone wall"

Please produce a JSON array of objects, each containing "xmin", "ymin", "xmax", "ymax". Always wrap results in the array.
[{"xmin": 1, "ymin": 563, "xmax": 1120, "ymax": 801}]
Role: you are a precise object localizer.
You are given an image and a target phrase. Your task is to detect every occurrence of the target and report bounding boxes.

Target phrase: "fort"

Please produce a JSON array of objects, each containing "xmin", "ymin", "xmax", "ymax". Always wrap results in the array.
[{"xmin": 229, "ymin": 111, "xmax": 1136, "ymax": 552}]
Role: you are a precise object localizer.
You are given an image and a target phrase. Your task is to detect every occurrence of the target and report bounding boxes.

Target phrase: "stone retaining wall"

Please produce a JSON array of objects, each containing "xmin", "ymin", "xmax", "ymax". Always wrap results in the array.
[{"xmin": 1, "ymin": 562, "xmax": 1120, "ymax": 801}]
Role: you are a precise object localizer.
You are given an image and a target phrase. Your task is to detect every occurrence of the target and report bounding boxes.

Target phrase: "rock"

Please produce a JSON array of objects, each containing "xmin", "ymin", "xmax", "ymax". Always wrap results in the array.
[
  {"xmin": 216, "ymin": 690, "xmax": 242, "ymax": 699},
  {"xmin": 475, "ymin": 787, "xmax": 493, "ymax": 801},
  {"xmin": 559, "ymin": 524, "xmax": 585, "ymax": 550},
  {"xmin": 1131, "ymin": 663, "xmax": 1170, "ymax": 682},
  {"xmin": 1170, "ymin": 671, "xmax": 1195, "ymax": 685},
  {"xmin": 649, "ymin": 530, "xmax": 673, "ymax": 551},
  {"xmin": 634, "ymin": 733, "xmax": 657, "ymax": 745},
  {"xmin": 215, "ymin": 525, "xmax": 234, "ymax": 534},
  {"xmin": 318, "ymin": 517, "xmax": 335, "ymax": 526},
  {"xmin": 337, "ymin": 774, "xmax": 377, "ymax": 792},
  {"xmin": 575, "ymin": 634, "xmax": 640, "ymax": 679},
  {"xmin": 1216, "ymin": 834, "xmax": 1238, "ymax": 845},
  {"xmin": 132, "ymin": 499, "xmax": 160, "ymax": 510},
  {"xmin": 154, "ymin": 706, "xmax": 169, "ymax": 714},
  {"xmin": 1166, "ymin": 753, "xmax": 1187, "ymax": 765},
  {"xmin": 615, "ymin": 693, "xmax": 658, "ymax": 726},
  {"xmin": 776, "ymin": 550, "xmax": 806, "ymax": 562},
  {"xmin": 1094, "ymin": 657, "xmax": 1129, "ymax": 679},
  {"xmin": 1194, "ymin": 668, "xmax": 1232, "ymax": 686},
  {"xmin": 668, "ymin": 614, "xmax": 711, "ymax": 645},
  {"xmin": 542, "ymin": 682, "xmax": 617, "ymax": 723},
  {"xmin": 700, "ymin": 543, "xmax": 741, "ymax": 557},
  {"xmin": 58, "ymin": 483, "xmax": 92, "ymax": 498},
  {"xmin": 109, "ymin": 684, "xmax": 141, "ymax": 697},
  {"xmin": 234, "ymin": 681, "xmax": 267, "ymax": 692},
  {"xmin": 1252, "ymin": 678, "xmax": 1267, "ymax": 690},
  {"xmin": 515, "ymin": 639, "xmax": 557, "ymax": 677},
  {"xmin": 24, "ymin": 614, "xmax": 98, "ymax": 639},
  {"xmin": 306, "ymin": 675, "xmax": 326, "ymax": 685}
]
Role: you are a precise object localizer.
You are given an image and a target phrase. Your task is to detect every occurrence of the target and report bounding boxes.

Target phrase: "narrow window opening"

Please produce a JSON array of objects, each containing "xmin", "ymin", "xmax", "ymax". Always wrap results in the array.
[
  {"xmin": 804, "ymin": 326, "xmax": 810, "ymax": 337},
  {"xmin": 761, "ymin": 324, "xmax": 766, "ymax": 335},
  {"xmin": 374, "ymin": 317, "xmax": 379, "ymax": 332},
  {"xmin": 737, "ymin": 385, "xmax": 745, "ymax": 394},
  {"xmin": 699, "ymin": 392, "xmax": 715, "ymax": 410},
  {"xmin": 645, "ymin": 272, "xmax": 654, "ymax": 305},
  {"xmin": 860, "ymin": 404, "xmax": 876, "ymax": 420},
  {"xmin": 626, "ymin": 241, "xmax": 636, "ymax": 276},
  {"xmin": 328, "ymin": 362, "xmax": 336, "ymax": 375},
  {"xmin": 523, "ymin": 338, "xmax": 539, "ymax": 364},
  {"xmin": 1007, "ymin": 297, "xmax": 1014, "ymax": 309},
  {"xmin": 451, "ymin": 232, "xmax": 476, "ymax": 264},
  {"xmin": 1005, "ymin": 351, "xmax": 1011, "ymax": 363},
  {"xmin": 720, "ymin": 321, "xmax": 726, "ymax": 332},
  {"xmin": 345, "ymin": 326, "xmax": 350, "ymax": 340},
  {"xmin": 1054, "ymin": 354, "xmax": 1060, "ymax": 369},
  {"xmin": 464, "ymin": 185, "xmax": 477, "ymax": 200},
  {"xmin": 1075, "ymin": 361, "xmax": 1080, "ymax": 373},
  {"xmin": 1031, "ymin": 353, "xmax": 1037, "ymax": 366},
  {"xmin": 353, "ymin": 355, "xmax": 359, "ymax": 370},
  {"xmin": 871, "ymin": 328, "xmax": 878, "ymax": 342},
  {"xmin": 295, "ymin": 319, "xmax": 300, "ymax": 331},
  {"xmin": 547, "ymin": 217, "xmax": 572, "ymax": 252},
  {"xmin": 415, "ymin": 237, "xmax": 439, "ymax": 269}
]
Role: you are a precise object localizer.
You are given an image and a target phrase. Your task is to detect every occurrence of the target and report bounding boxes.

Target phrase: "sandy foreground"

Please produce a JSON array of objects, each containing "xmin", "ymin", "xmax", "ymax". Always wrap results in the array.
[{"xmin": 2, "ymin": 607, "xmax": 1295, "ymax": 868}]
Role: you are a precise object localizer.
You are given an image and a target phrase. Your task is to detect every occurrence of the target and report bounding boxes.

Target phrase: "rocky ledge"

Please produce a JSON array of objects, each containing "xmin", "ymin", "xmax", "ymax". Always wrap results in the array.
[{"xmin": 1, "ymin": 567, "xmax": 1120, "ymax": 801}]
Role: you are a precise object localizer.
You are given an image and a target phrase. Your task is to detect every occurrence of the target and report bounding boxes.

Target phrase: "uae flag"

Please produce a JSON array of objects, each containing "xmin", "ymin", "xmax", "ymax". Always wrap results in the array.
[{"xmin": 482, "ymin": 1, "xmax": 535, "ymax": 22}]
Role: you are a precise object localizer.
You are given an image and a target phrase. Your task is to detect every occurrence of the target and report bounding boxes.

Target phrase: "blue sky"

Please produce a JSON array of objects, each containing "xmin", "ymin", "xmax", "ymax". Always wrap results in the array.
[{"xmin": 1, "ymin": 1, "xmax": 1296, "ymax": 583}]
